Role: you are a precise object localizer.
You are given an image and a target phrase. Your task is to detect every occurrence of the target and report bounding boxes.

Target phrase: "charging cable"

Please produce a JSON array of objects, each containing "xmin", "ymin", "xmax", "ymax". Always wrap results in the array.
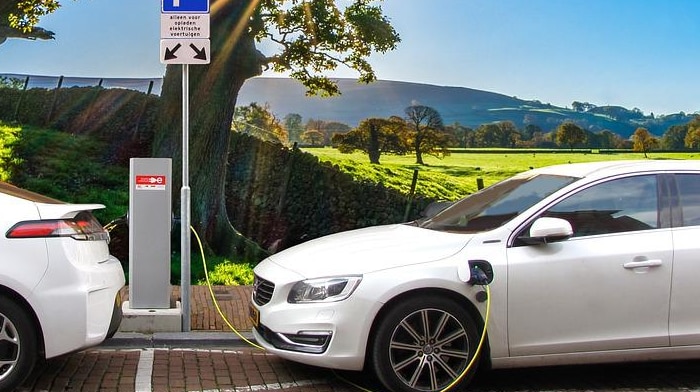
[
  {"xmin": 191, "ymin": 225, "xmax": 265, "ymax": 350},
  {"xmin": 103, "ymin": 214, "xmax": 128, "ymax": 232},
  {"xmin": 440, "ymin": 282, "xmax": 491, "ymax": 392}
]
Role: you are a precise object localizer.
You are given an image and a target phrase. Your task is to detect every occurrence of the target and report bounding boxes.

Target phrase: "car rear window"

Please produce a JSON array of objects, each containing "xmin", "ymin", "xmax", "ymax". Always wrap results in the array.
[{"xmin": 0, "ymin": 182, "xmax": 63, "ymax": 204}]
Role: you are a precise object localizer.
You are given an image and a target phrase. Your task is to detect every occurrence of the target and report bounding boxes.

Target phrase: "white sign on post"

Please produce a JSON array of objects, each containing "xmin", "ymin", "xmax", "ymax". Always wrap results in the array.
[{"xmin": 160, "ymin": 0, "xmax": 210, "ymax": 64}]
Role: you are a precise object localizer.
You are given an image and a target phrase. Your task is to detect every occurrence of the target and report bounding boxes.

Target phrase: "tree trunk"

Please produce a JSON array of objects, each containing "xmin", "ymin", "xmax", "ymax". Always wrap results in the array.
[
  {"xmin": 415, "ymin": 133, "xmax": 424, "ymax": 165},
  {"xmin": 153, "ymin": 0, "xmax": 267, "ymax": 262},
  {"xmin": 368, "ymin": 122, "xmax": 380, "ymax": 164}
]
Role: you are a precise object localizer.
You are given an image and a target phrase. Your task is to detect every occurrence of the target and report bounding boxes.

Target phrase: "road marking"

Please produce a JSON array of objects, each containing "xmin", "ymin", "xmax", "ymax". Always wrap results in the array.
[
  {"xmin": 135, "ymin": 348, "xmax": 154, "ymax": 392},
  {"xmin": 198, "ymin": 379, "xmax": 328, "ymax": 392}
]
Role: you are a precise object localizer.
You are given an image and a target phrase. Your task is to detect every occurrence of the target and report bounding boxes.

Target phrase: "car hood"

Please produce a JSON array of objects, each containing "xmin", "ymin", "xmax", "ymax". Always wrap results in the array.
[{"xmin": 266, "ymin": 224, "xmax": 472, "ymax": 278}]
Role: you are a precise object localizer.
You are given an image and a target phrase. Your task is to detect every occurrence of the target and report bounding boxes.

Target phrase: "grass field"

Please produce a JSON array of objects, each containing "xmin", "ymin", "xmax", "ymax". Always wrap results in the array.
[{"xmin": 304, "ymin": 147, "xmax": 700, "ymax": 201}]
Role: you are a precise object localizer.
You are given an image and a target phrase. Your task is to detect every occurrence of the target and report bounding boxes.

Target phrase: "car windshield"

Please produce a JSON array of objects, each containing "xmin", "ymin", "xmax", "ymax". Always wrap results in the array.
[{"xmin": 419, "ymin": 174, "xmax": 578, "ymax": 233}]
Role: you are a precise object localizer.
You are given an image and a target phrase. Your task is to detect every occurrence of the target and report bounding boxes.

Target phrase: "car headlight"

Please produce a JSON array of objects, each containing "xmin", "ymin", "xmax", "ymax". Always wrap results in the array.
[{"xmin": 287, "ymin": 276, "xmax": 362, "ymax": 303}]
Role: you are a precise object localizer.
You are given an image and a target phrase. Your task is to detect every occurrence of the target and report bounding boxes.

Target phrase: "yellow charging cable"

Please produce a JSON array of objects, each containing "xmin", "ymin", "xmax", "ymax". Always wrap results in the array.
[
  {"xmin": 440, "ymin": 284, "xmax": 491, "ymax": 392},
  {"xmin": 191, "ymin": 226, "xmax": 265, "ymax": 351}
]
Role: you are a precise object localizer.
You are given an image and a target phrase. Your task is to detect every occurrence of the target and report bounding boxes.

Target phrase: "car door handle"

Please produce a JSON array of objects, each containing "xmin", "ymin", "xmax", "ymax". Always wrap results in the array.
[{"xmin": 623, "ymin": 259, "xmax": 663, "ymax": 269}]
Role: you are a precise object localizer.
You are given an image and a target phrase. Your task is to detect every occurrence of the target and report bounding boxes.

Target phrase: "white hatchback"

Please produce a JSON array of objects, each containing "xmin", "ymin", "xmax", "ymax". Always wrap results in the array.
[
  {"xmin": 251, "ymin": 159, "xmax": 700, "ymax": 392},
  {"xmin": 0, "ymin": 182, "xmax": 125, "ymax": 390}
]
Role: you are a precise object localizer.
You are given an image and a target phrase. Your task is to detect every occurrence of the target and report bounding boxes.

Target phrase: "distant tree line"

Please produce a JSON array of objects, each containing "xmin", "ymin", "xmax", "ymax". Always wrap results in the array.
[{"xmin": 233, "ymin": 100, "xmax": 700, "ymax": 164}]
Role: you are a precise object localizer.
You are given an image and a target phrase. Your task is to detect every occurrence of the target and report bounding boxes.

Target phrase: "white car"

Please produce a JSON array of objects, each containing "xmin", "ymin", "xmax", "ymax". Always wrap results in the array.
[
  {"xmin": 0, "ymin": 182, "xmax": 125, "ymax": 390},
  {"xmin": 251, "ymin": 159, "xmax": 700, "ymax": 392}
]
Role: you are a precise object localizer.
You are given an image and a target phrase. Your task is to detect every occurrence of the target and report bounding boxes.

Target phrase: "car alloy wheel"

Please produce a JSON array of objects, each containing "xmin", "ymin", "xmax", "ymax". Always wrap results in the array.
[
  {"xmin": 0, "ymin": 297, "xmax": 38, "ymax": 391},
  {"xmin": 372, "ymin": 294, "xmax": 480, "ymax": 392}
]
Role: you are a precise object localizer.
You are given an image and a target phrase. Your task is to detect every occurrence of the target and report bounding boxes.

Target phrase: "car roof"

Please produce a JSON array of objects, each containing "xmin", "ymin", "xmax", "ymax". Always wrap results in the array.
[
  {"xmin": 0, "ymin": 181, "xmax": 63, "ymax": 204},
  {"xmin": 527, "ymin": 159, "xmax": 700, "ymax": 179}
]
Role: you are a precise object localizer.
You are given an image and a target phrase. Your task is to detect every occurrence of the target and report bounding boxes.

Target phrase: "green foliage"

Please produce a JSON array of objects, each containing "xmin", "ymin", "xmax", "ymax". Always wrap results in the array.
[
  {"xmin": 334, "ymin": 117, "xmax": 410, "ymax": 164},
  {"xmin": 226, "ymin": 134, "xmax": 425, "ymax": 252},
  {"xmin": 233, "ymin": 102, "xmax": 288, "ymax": 144},
  {"xmin": 169, "ymin": 250, "xmax": 252, "ymax": 286},
  {"xmin": 5, "ymin": 0, "xmax": 61, "ymax": 32},
  {"xmin": 199, "ymin": 260, "xmax": 254, "ymax": 286},
  {"xmin": 556, "ymin": 121, "xmax": 588, "ymax": 149},
  {"xmin": 305, "ymin": 147, "xmax": 700, "ymax": 203},
  {"xmin": 662, "ymin": 125, "xmax": 689, "ymax": 150},
  {"xmin": 0, "ymin": 122, "xmax": 21, "ymax": 181},
  {"xmin": 253, "ymin": 0, "xmax": 400, "ymax": 96},
  {"xmin": 685, "ymin": 116, "xmax": 700, "ymax": 150},
  {"xmin": 0, "ymin": 122, "xmax": 129, "ymax": 222}
]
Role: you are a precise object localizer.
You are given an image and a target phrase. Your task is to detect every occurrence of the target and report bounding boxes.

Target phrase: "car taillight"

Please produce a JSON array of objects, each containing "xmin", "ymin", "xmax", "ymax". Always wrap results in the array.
[{"xmin": 6, "ymin": 212, "xmax": 110, "ymax": 242}]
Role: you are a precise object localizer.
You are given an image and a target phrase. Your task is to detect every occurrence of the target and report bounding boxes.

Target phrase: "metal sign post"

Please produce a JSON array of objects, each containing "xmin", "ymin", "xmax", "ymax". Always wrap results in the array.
[
  {"xmin": 161, "ymin": 0, "xmax": 210, "ymax": 332},
  {"xmin": 181, "ymin": 64, "xmax": 191, "ymax": 331}
]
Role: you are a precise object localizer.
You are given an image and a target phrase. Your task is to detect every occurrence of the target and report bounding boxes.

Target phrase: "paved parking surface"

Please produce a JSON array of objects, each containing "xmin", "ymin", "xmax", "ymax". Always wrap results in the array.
[
  {"xmin": 18, "ymin": 286, "xmax": 700, "ymax": 391},
  {"xmin": 19, "ymin": 346, "xmax": 700, "ymax": 392}
]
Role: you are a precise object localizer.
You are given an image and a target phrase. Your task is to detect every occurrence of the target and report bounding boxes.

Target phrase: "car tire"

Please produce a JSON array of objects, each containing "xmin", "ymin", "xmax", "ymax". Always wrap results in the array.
[
  {"xmin": 0, "ymin": 296, "xmax": 38, "ymax": 391},
  {"xmin": 371, "ymin": 294, "xmax": 481, "ymax": 392}
]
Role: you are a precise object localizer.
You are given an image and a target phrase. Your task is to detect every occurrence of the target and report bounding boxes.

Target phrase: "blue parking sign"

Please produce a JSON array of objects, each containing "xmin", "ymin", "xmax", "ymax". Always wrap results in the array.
[{"xmin": 162, "ymin": 0, "xmax": 209, "ymax": 13}]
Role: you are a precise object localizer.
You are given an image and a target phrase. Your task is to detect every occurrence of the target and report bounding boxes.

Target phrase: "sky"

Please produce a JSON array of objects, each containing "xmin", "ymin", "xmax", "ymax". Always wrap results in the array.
[{"xmin": 1, "ymin": 0, "xmax": 699, "ymax": 116}]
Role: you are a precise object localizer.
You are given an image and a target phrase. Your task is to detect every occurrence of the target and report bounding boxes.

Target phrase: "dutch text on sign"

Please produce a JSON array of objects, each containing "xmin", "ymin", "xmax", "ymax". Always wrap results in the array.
[{"xmin": 161, "ymin": 14, "xmax": 210, "ymax": 38}]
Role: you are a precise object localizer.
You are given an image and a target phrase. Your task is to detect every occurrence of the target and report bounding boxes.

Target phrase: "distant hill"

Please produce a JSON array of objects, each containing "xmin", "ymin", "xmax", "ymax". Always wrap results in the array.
[
  {"xmin": 3, "ymin": 73, "xmax": 695, "ymax": 138},
  {"xmin": 237, "ymin": 78, "xmax": 695, "ymax": 138}
]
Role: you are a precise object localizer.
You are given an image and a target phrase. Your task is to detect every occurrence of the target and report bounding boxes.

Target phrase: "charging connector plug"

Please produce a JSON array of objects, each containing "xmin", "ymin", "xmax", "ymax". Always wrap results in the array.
[{"xmin": 467, "ymin": 260, "xmax": 494, "ymax": 286}]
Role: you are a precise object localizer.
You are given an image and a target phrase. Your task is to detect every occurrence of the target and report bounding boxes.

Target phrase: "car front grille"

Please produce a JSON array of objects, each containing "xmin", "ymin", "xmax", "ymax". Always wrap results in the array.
[{"xmin": 252, "ymin": 275, "xmax": 275, "ymax": 306}]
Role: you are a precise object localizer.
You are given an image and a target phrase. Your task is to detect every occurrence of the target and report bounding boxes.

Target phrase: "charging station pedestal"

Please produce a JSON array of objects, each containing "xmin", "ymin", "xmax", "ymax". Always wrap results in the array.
[{"xmin": 120, "ymin": 158, "xmax": 182, "ymax": 332}]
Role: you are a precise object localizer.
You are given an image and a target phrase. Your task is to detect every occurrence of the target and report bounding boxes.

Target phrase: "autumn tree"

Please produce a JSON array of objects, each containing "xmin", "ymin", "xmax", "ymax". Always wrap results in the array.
[
  {"xmin": 445, "ymin": 123, "xmax": 473, "ymax": 148},
  {"xmin": 472, "ymin": 121, "xmax": 519, "ymax": 147},
  {"xmin": 333, "ymin": 117, "xmax": 408, "ymax": 164},
  {"xmin": 632, "ymin": 127, "xmax": 658, "ymax": 158},
  {"xmin": 323, "ymin": 121, "xmax": 352, "ymax": 143},
  {"xmin": 685, "ymin": 117, "xmax": 700, "ymax": 150},
  {"xmin": 404, "ymin": 105, "xmax": 451, "ymax": 164},
  {"xmin": 662, "ymin": 124, "xmax": 688, "ymax": 151},
  {"xmin": 232, "ymin": 102, "xmax": 287, "ymax": 144},
  {"xmin": 473, "ymin": 124, "xmax": 500, "ymax": 147},
  {"xmin": 555, "ymin": 121, "xmax": 587, "ymax": 150},
  {"xmin": 300, "ymin": 129, "xmax": 324, "ymax": 146},
  {"xmin": 303, "ymin": 118, "xmax": 342, "ymax": 145},
  {"xmin": 589, "ymin": 129, "xmax": 625, "ymax": 149}
]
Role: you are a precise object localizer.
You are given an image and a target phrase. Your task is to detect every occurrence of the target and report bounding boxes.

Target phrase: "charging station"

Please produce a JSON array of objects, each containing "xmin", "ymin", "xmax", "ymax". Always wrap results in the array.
[
  {"xmin": 120, "ymin": 158, "xmax": 182, "ymax": 332},
  {"xmin": 128, "ymin": 158, "xmax": 172, "ymax": 308}
]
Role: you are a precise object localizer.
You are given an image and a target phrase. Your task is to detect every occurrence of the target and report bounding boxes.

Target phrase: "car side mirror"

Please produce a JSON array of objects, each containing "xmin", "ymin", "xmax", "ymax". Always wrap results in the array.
[{"xmin": 527, "ymin": 217, "xmax": 573, "ymax": 244}]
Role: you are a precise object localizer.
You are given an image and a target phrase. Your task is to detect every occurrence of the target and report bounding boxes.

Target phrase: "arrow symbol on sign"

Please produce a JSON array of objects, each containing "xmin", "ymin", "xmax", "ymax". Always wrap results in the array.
[
  {"xmin": 190, "ymin": 43, "xmax": 207, "ymax": 60},
  {"xmin": 165, "ymin": 43, "xmax": 182, "ymax": 60}
]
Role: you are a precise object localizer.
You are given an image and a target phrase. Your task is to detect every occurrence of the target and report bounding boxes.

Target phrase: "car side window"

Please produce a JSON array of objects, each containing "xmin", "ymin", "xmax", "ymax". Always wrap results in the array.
[
  {"xmin": 541, "ymin": 175, "xmax": 659, "ymax": 237},
  {"xmin": 676, "ymin": 174, "xmax": 700, "ymax": 227}
]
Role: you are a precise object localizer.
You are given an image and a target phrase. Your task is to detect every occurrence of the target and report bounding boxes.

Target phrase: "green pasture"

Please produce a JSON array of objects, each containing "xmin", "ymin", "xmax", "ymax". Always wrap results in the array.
[{"xmin": 304, "ymin": 147, "xmax": 700, "ymax": 201}]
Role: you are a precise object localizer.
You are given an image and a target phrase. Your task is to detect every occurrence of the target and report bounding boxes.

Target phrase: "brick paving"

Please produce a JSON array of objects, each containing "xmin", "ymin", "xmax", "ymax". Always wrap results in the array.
[
  {"xmin": 21, "ymin": 347, "xmax": 359, "ymax": 392},
  {"xmin": 19, "ymin": 285, "xmax": 700, "ymax": 392},
  {"xmin": 120, "ymin": 285, "xmax": 254, "ymax": 332}
]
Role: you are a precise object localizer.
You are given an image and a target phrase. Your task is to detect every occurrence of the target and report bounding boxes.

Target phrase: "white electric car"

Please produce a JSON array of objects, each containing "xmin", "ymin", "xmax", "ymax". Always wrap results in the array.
[
  {"xmin": 0, "ymin": 182, "xmax": 125, "ymax": 390},
  {"xmin": 251, "ymin": 159, "xmax": 700, "ymax": 392}
]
